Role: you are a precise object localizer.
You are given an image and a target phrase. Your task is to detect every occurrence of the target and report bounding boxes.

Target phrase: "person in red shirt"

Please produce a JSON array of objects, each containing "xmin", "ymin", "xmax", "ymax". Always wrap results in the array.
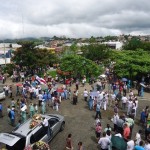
[{"xmin": 123, "ymin": 123, "xmax": 130, "ymax": 141}]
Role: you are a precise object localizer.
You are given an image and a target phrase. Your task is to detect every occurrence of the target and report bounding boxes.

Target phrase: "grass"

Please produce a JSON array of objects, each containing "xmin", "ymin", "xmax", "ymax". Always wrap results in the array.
[{"xmin": 46, "ymin": 70, "xmax": 57, "ymax": 78}]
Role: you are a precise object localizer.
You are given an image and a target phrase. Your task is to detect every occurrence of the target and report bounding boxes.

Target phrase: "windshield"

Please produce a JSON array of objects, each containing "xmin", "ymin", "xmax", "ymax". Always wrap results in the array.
[{"xmin": 6, "ymin": 137, "xmax": 26, "ymax": 150}]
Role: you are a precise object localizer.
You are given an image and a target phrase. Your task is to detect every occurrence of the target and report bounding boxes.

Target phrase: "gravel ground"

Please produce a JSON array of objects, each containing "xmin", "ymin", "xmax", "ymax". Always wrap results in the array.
[{"xmin": 0, "ymin": 79, "xmax": 150, "ymax": 150}]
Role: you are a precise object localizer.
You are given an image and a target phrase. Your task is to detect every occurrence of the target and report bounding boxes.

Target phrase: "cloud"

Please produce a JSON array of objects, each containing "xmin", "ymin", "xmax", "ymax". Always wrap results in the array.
[{"xmin": 0, "ymin": 0, "xmax": 150, "ymax": 39}]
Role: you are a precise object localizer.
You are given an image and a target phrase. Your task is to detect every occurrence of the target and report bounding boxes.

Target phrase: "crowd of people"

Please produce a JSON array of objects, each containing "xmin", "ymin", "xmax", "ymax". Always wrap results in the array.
[
  {"xmin": 0, "ymin": 66, "xmax": 150, "ymax": 150},
  {"xmin": 80, "ymin": 69, "xmax": 150, "ymax": 150}
]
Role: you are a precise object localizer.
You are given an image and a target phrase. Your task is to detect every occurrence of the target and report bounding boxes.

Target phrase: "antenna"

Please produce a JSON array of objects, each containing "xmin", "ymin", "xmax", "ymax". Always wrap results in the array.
[{"xmin": 21, "ymin": 13, "xmax": 25, "ymax": 38}]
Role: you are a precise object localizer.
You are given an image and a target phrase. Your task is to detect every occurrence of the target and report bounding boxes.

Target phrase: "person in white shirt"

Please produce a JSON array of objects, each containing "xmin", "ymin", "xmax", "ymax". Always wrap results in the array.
[
  {"xmin": 135, "ymin": 130, "xmax": 142, "ymax": 145},
  {"xmin": 98, "ymin": 92, "xmax": 104, "ymax": 107},
  {"xmin": 127, "ymin": 99, "xmax": 133, "ymax": 115},
  {"xmin": 38, "ymin": 93, "xmax": 43, "ymax": 106},
  {"xmin": 35, "ymin": 87, "xmax": 39, "ymax": 97},
  {"xmin": 144, "ymin": 140, "xmax": 150, "ymax": 150},
  {"xmin": 98, "ymin": 132, "xmax": 110, "ymax": 150},
  {"xmin": 122, "ymin": 95, "xmax": 128, "ymax": 110},
  {"xmin": 127, "ymin": 140, "xmax": 135, "ymax": 150},
  {"xmin": 111, "ymin": 113, "xmax": 119, "ymax": 132},
  {"xmin": 83, "ymin": 89, "xmax": 88, "ymax": 101}
]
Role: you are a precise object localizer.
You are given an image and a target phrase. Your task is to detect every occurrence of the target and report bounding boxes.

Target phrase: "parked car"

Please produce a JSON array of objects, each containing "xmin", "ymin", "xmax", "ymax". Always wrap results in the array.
[
  {"xmin": 0, "ymin": 114, "xmax": 65, "ymax": 150},
  {"xmin": 0, "ymin": 88, "xmax": 5, "ymax": 100}
]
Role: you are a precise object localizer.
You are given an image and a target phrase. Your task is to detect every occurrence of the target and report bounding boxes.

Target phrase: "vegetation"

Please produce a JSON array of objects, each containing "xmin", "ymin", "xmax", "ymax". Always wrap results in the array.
[
  {"xmin": 59, "ymin": 55, "xmax": 102, "ymax": 79},
  {"xmin": 12, "ymin": 41, "xmax": 59, "ymax": 69},
  {"xmin": 81, "ymin": 44, "xmax": 111, "ymax": 63},
  {"xmin": 123, "ymin": 37, "xmax": 150, "ymax": 51},
  {"xmin": 110, "ymin": 49, "xmax": 150, "ymax": 79}
]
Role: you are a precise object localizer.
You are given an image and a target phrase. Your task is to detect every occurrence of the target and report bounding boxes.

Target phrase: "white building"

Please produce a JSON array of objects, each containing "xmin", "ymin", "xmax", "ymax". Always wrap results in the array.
[{"xmin": 103, "ymin": 41, "xmax": 123, "ymax": 50}]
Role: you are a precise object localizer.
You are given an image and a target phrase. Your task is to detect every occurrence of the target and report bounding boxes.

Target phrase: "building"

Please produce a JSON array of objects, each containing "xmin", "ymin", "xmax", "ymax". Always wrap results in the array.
[
  {"xmin": 103, "ymin": 41, "xmax": 123, "ymax": 50},
  {"xmin": 0, "ymin": 43, "xmax": 21, "ymax": 65}
]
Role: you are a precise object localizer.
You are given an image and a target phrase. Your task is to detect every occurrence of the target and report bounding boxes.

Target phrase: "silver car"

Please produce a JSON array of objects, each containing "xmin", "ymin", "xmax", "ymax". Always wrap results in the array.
[{"xmin": 0, "ymin": 114, "xmax": 65, "ymax": 150}]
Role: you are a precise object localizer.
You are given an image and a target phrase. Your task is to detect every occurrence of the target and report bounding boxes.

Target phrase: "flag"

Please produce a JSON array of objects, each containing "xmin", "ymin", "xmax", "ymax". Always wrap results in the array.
[{"xmin": 35, "ymin": 75, "xmax": 47, "ymax": 85}]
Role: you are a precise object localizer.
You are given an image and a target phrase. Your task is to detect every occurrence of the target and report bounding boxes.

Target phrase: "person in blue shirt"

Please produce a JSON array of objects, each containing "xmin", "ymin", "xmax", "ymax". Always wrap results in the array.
[
  {"xmin": 47, "ymin": 92, "xmax": 51, "ymax": 106},
  {"xmin": 134, "ymin": 140, "xmax": 145, "ymax": 150},
  {"xmin": 43, "ymin": 91, "xmax": 47, "ymax": 101},
  {"xmin": 10, "ymin": 107, "xmax": 15, "ymax": 126},
  {"xmin": 0, "ymin": 103, "xmax": 3, "ymax": 118}
]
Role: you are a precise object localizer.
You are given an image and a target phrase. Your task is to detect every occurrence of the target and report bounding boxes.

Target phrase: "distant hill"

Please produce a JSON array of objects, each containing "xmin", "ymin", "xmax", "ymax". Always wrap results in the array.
[{"xmin": 0, "ymin": 37, "xmax": 52, "ymax": 43}]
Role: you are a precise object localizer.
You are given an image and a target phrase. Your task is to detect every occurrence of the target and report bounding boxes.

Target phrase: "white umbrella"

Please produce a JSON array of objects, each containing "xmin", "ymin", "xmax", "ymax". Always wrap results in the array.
[{"xmin": 99, "ymin": 74, "xmax": 106, "ymax": 78}]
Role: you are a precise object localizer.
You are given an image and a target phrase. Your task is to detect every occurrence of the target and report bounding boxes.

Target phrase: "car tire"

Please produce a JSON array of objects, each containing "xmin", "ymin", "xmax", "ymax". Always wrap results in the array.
[{"xmin": 60, "ymin": 122, "xmax": 65, "ymax": 131}]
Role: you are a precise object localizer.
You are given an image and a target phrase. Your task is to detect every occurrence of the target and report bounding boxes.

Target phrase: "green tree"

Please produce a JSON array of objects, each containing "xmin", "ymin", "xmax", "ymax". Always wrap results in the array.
[
  {"xmin": 110, "ymin": 49, "xmax": 150, "ymax": 79},
  {"xmin": 123, "ymin": 37, "xmax": 143, "ymax": 50},
  {"xmin": 12, "ymin": 41, "xmax": 59, "ymax": 69},
  {"xmin": 59, "ymin": 55, "xmax": 102, "ymax": 78},
  {"xmin": 81, "ymin": 44, "xmax": 111, "ymax": 62}
]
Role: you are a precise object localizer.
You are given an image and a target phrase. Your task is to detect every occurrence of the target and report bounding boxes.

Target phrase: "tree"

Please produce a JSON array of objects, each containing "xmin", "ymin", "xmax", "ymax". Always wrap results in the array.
[
  {"xmin": 12, "ymin": 41, "xmax": 59, "ymax": 69},
  {"xmin": 59, "ymin": 55, "xmax": 102, "ymax": 79},
  {"xmin": 123, "ymin": 37, "xmax": 143, "ymax": 50},
  {"xmin": 81, "ymin": 44, "xmax": 111, "ymax": 63},
  {"xmin": 110, "ymin": 49, "xmax": 150, "ymax": 79}
]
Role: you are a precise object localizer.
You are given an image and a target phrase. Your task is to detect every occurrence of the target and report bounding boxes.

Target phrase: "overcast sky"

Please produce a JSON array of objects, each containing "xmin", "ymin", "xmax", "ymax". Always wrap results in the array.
[{"xmin": 0, "ymin": 0, "xmax": 150, "ymax": 39}]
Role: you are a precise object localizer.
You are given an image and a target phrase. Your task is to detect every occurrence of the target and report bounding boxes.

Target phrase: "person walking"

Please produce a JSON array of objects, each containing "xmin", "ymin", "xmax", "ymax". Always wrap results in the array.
[
  {"xmin": 10, "ymin": 107, "xmax": 15, "ymax": 126},
  {"xmin": 83, "ymin": 89, "xmax": 88, "ymax": 101},
  {"xmin": 66, "ymin": 134, "xmax": 73, "ymax": 150},
  {"xmin": 122, "ymin": 95, "xmax": 127, "ymax": 110},
  {"xmin": 73, "ymin": 91, "xmax": 77, "ymax": 105},
  {"xmin": 111, "ymin": 113, "xmax": 119, "ymax": 132},
  {"xmin": 98, "ymin": 132, "xmax": 111, "ymax": 150},
  {"xmin": 41, "ymin": 100, "xmax": 46, "ymax": 114},
  {"xmin": 78, "ymin": 141, "xmax": 84, "ymax": 150},
  {"xmin": 21, "ymin": 104, "xmax": 27, "ymax": 123},
  {"xmin": 95, "ymin": 122, "xmax": 102, "ymax": 142},
  {"xmin": 0, "ymin": 102, "xmax": 3, "ymax": 118},
  {"xmin": 29, "ymin": 102, "xmax": 35, "ymax": 118},
  {"xmin": 95, "ymin": 103, "xmax": 102, "ymax": 119},
  {"xmin": 123, "ymin": 123, "xmax": 130, "ymax": 142},
  {"xmin": 88, "ymin": 96, "xmax": 93, "ymax": 110}
]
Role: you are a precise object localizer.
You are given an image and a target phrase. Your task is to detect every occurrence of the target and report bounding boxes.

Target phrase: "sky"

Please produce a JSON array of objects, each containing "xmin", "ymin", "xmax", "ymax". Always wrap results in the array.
[{"xmin": 0, "ymin": 0, "xmax": 150, "ymax": 39}]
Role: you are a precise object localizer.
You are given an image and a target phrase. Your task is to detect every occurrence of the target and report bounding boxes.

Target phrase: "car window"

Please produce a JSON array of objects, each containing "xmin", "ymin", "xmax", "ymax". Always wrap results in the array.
[
  {"xmin": 48, "ymin": 118, "xmax": 58, "ymax": 127},
  {"xmin": 30, "ymin": 127, "xmax": 46, "ymax": 144}
]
